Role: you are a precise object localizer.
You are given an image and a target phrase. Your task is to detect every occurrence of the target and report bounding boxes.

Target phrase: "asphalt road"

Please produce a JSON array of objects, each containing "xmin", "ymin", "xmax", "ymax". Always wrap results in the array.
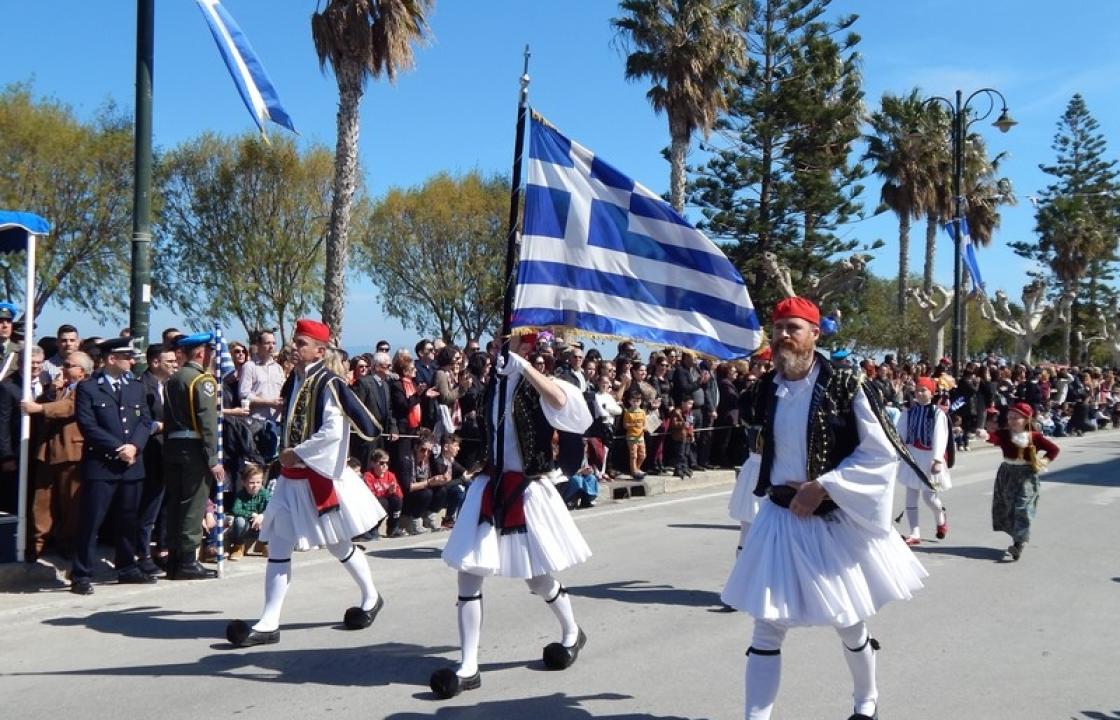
[{"xmin": 2, "ymin": 431, "xmax": 1118, "ymax": 720}]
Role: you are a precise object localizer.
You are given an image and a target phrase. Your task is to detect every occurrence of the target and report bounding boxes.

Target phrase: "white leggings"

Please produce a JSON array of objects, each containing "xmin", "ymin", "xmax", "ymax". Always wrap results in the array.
[
  {"xmin": 745, "ymin": 619, "xmax": 878, "ymax": 719},
  {"xmin": 904, "ymin": 486, "xmax": 945, "ymax": 538}
]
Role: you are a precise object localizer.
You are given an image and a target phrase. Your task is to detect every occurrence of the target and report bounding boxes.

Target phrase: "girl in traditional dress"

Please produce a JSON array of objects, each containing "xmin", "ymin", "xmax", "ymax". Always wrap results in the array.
[{"xmin": 983, "ymin": 402, "xmax": 1060, "ymax": 562}]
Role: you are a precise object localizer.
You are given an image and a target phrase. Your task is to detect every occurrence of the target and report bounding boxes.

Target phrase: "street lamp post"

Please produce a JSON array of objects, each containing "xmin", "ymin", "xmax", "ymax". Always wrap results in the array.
[{"xmin": 922, "ymin": 89, "xmax": 1016, "ymax": 376}]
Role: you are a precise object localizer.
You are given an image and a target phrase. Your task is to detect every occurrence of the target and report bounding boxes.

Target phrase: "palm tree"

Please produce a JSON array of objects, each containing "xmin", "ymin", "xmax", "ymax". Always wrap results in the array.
[
  {"xmin": 611, "ymin": 0, "xmax": 745, "ymax": 213},
  {"xmin": 311, "ymin": 0, "xmax": 432, "ymax": 339},
  {"xmin": 863, "ymin": 89, "xmax": 940, "ymax": 315}
]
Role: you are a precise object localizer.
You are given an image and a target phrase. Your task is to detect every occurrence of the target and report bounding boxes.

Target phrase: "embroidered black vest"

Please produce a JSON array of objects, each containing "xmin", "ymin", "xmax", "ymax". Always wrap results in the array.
[
  {"xmin": 752, "ymin": 359, "xmax": 928, "ymax": 496},
  {"xmin": 482, "ymin": 373, "xmax": 555, "ymax": 477},
  {"xmin": 280, "ymin": 362, "xmax": 382, "ymax": 449}
]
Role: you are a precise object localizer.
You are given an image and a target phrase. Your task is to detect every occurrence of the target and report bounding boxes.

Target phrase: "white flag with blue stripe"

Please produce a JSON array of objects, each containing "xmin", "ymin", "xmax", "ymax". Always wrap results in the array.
[
  {"xmin": 944, "ymin": 218, "xmax": 986, "ymax": 294},
  {"xmin": 513, "ymin": 113, "xmax": 761, "ymax": 359},
  {"xmin": 195, "ymin": 0, "xmax": 296, "ymax": 135},
  {"xmin": 213, "ymin": 325, "xmax": 237, "ymax": 379}
]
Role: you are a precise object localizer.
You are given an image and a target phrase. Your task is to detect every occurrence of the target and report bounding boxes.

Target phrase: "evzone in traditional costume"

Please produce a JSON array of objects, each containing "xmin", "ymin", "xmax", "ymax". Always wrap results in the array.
[
  {"xmin": 721, "ymin": 297, "xmax": 930, "ymax": 720},
  {"xmin": 894, "ymin": 376, "xmax": 951, "ymax": 545},
  {"xmin": 429, "ymin": 336, "xmax": 593, "ymax": 699},
  {"xmin": 226, "ymin": 319, "xmax": 387, "ymax": 648},
  {"xmin": 981, "ymin": 402, "xmax": 1059, "ymax": 562}
]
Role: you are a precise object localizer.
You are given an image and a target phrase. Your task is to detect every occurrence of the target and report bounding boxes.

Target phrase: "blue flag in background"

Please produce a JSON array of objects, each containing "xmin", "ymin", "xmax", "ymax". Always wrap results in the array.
[
  {"xmin": 945, "ymin": 218, "xmax": 985, "ymax": 293},
  {"xmin": 195, "ymin": 0, "xmax": 296, "ymax": 135},
  {"xmin": 514, "ymin": 112, "xmax": 761, "ymax": 360}
]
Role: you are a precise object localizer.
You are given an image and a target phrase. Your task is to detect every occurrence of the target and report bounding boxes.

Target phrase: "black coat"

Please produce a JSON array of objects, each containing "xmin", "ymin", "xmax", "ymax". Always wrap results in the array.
[
  {"xmin": 75, "ymin": 371, "xmax": 153, "ymax": 481},
  {"xmin": 355, "ymin": 375, "xmax": 398, "ymax": 436}
]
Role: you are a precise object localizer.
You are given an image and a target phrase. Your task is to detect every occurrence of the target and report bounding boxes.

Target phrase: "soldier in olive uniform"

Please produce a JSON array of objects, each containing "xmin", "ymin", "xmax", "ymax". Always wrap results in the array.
[{"xmin": 163, "ymin": 333, "xmax": 225, "ymax": 580}]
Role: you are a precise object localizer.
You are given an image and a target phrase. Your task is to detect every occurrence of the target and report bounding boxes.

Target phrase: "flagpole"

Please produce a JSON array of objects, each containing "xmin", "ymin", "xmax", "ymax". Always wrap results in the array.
[
  {"xmin": 492, "ymin": 46, "xmax": 531, "ymax": 480},
  {"xmin": 15, "ymin": 233, "xmax": 37, "ymax": 563}
]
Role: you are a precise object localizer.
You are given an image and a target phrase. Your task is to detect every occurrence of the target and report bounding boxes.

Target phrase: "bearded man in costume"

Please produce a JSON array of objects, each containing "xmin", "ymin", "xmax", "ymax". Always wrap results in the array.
[
  {"xmin": 429, "ymin": 332, "xmax": 593, "ymax": 699},
  {"xmin": 226, "ymin": 319, "xmax": 387, "ymax": 648},
  {"xmin": 721, "ymin": 297, "xmax": 930, "ymax": 720}
]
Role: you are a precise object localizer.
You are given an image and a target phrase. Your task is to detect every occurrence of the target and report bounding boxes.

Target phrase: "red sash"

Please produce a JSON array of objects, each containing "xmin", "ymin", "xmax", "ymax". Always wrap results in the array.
[
  {"xmin": 284, "ymin": 465, "xmax": 340, "ymax": 515},
  {"xmin": 479, "ymin": 471, "xmax": 531, "ymax": 535}
]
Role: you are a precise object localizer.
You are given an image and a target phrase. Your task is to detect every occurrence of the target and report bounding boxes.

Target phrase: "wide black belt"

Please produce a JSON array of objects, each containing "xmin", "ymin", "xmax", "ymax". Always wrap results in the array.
[{"xmin": 766, "ymin": 485, "xmax": 839, "ymax": 516}]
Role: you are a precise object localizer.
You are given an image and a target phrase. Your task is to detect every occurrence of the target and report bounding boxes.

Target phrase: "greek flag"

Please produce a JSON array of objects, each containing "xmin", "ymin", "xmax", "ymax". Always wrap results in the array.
[
  {"xmin": 945, "ymin": 218, "xmax": 985, "ymax": 293},
  {"xmin": 213, "ymin": 325, "xmax": 237, "ymax": 379},
  {"xmin": 195, "ymin": 0, "xmax": 296, "ymax": 135},
  {"xmin": 513, "ymin": 112, "xmax": 761, "ymax": 359}
]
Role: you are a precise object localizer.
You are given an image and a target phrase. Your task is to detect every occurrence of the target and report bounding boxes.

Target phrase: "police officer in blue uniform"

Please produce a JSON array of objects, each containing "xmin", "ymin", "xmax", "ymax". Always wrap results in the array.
[{"xmin": 69, "ymin": 338, "xmax": 155, "ymax": 595}]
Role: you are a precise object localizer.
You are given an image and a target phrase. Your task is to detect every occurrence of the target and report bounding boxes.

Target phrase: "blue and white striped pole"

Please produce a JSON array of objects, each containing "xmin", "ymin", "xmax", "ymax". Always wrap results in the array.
[{"xmin": 212, "ymin": 324, "xmax": 236, "ymax": 578}]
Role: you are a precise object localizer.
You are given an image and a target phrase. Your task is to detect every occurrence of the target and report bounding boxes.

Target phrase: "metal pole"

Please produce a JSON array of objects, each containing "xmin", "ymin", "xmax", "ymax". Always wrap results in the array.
[
  {"xmin": 130, "ymin": 0, "xmax": 154, "ymax": 367},
  {"xmin": 15, "ymin": 234, "xmax": 37, "ymax": 563},
  {"xmin": 951, "ymin": 90, "xmax": 964, "ymax": 377}
]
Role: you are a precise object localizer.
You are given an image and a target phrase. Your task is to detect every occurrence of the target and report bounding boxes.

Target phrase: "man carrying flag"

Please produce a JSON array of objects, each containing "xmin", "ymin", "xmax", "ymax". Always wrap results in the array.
[
  {"xmin": 432, "ymin": 331, "xmax": 593, "ymax": 698},
  {"xmin": 225, "ymin": 318, "xmax": 387, "ymax": 648}
]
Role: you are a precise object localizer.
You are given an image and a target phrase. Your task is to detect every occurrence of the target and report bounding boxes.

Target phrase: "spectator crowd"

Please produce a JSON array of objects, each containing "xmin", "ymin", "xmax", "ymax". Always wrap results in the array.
[{"xmin": 1, "ymin": 309, "xmax": 1118, "ymax": 574}]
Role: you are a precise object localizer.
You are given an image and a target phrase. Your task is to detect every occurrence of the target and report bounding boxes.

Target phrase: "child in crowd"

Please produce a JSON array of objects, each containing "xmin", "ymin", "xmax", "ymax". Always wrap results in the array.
[
  {"xmin": 952, "ymin": 415, "xmax": 967, "ymax": 451},
  {"xmin": 433, "ymin": 434, "xmax": 472, "ymax": 529},
  {"xmin": 621, "ymin": 391, "xmax": 647, "ymax": 480},
  {"xmin": 228, "ymin": 463, "xmax": 271, "ymax": 558},
  {"xmin": 669, "ymin": 397, "xmax": 696, "ymax": 478},
  {"xmin": 360, "ymin": 451, "xmax": 403, "ymax": 539},
  {"xmin": 561, "ymin": 464, "xmax": 600, "ymax": 509}
]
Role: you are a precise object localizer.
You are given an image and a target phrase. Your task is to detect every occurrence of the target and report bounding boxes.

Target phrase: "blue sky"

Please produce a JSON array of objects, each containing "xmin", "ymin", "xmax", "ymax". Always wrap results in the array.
[{"xmin": 4, "ymin": 0, "xmax": 1119, "ymax": 352}]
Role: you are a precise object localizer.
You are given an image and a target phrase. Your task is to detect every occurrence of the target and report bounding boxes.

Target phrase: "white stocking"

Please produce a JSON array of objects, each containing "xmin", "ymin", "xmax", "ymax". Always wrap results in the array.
[
  {"xmin": 253, "ymin": 532, "xmax": 295, "ymax": 633},
  {"xmin": 456, "ymin": 572, "xmax": 484, "ymax": 677},
  {"xmin": 904, "ymin": 488, "xmax": 921, "ymax": 538},
  {"xmin": 837, "ymin": 621, "xmax": 878, "ymax": 716},
  {"xmin": 745, "ymin": 619, "xmax": 786, "ymax": 720},
  {"xmin": 526, "ymin": 574, "xmax": 579, "ymax": 646},
  {"xmin": 922, "ymin": 487, "xmax": 946, "ymax": 526},
  {"xmin": 330, "ymin": 541, "xmax": 379, "ymax": 610}
]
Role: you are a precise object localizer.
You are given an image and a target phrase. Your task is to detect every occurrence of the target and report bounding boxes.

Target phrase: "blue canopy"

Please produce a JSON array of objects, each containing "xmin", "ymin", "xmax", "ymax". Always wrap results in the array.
[{"xmin": 0, "ymin": 211, "xmax": 51, "ymax": 253}]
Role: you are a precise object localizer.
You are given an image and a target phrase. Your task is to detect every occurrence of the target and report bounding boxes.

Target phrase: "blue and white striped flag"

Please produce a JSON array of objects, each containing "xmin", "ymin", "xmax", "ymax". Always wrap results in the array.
[
  {"xmin": 213, "ymin": 325, "xmax": 237, "ymax": 379},
  {"xmin": 195, "ymin": 0, "xmax": 296, "ymax": 135},
  {"xmin": 945, "ymin": 218, "xmax": 985, "ymax": 294},
  {"xmin": 513, "ymin": 112, "xmax": 761, "ymax": 359}
]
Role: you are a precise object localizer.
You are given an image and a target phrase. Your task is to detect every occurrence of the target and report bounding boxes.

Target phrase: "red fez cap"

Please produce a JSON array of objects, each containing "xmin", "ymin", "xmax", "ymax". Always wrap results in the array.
[
  {"xmin": 772, "ymin": 296, "xmax": 820, "ymax": 325},
  {"xmin": 916, "ymin": 376, "xmax": 937, "ymax": 393},
  {"xmin": 1008, "ymin": 402, "xmax": 1034, "ymax": 419},
  {"xmin": 294, "ymin": 318, "xmax": 331, "ymax": 343},
  {"xmin": 755, "ymin": 346, "xmax": 773, "ymax": 361}
]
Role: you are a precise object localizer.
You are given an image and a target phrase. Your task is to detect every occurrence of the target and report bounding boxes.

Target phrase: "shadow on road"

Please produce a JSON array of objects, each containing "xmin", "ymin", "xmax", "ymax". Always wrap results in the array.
[
  {"xmin": 1081, "ymin": 712, "xmax": 1120, "ymax": 719},
  {"xmin": 387, "ymin": 692, "xmax": 705, "ymax": 720},
  {"xmin": 5, "ymin": 641, "xmax": 502, "ymax": 688},
  {"xmin": 911, "ymin": 545, "xmax": 1007, "ymax": 562},
  {"xmin": 42, "ymin": 605, "xmax": 337, "ymax": 640},
  {"xmin": 573, "ymin": 579, "xmax": 722, "ymax": 609},
  {"xmin": 666, "ymin": 523, "xmax": 738, "ymax": 531},
  {"xmin": 368, "ymin": 545, "xmax": 445, "ymax": 561},
  {"xmin": 1042, "ymin": 458, "xmax": 1120, "ymax": 488}
]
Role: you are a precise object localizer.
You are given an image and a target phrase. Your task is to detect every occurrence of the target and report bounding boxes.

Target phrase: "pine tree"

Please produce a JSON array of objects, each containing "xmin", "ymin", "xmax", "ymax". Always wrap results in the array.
[
  {"xmin": 689, "ymin": 0, "xmax": 867, "ymax": 313},
  {"xmin": 1009, "ymin": 94, "xmax": 1120, "ymax": 362}
]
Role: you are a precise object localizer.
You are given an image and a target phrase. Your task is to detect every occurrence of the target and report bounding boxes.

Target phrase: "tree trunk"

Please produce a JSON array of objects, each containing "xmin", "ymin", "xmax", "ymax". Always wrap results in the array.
[
  {"xmin": 668, "ymin": 119, "xmax": 689, "ymax": 214},
  {"xmin": 321, "ymin": 60, "xmax": 365, "ymax": 342},
  {"xmin": 1062, "ymin": 316, "xmax": 1072, "ymax": 366},
  {"xmin": 923, "ymin": 215, "xmax": 937, "ymax": 294},
  {"xmin": 897, "ymin": 215, "xmax": 910, "ymax": 315},
  {"xmin": 928, "ymin": 325, "xmax": 943, "ymax": 367}
]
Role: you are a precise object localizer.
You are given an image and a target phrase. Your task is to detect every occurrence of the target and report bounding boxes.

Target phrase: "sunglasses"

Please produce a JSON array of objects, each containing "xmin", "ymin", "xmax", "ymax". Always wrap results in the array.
[
  {"xmin": 373, "ymin": 461, "xmax": 389, "ymax": 466},
  {"xmin": 355, "ymin": 364, "xmax": 369, "ymax": 370}
]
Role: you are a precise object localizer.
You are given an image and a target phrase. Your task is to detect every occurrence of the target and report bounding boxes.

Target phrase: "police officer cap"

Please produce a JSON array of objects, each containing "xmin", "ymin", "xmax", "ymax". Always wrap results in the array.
[
  {"xmin": 99, "ymin": 337, "xmax": 137, "ymax": 355},
  {"xmin": 174, "ymin": 332, "xmax": 215, "ymax": 350},
  {"xmin": 0, "ymin": 302, "xmax": 17, "ymax": 320}
]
